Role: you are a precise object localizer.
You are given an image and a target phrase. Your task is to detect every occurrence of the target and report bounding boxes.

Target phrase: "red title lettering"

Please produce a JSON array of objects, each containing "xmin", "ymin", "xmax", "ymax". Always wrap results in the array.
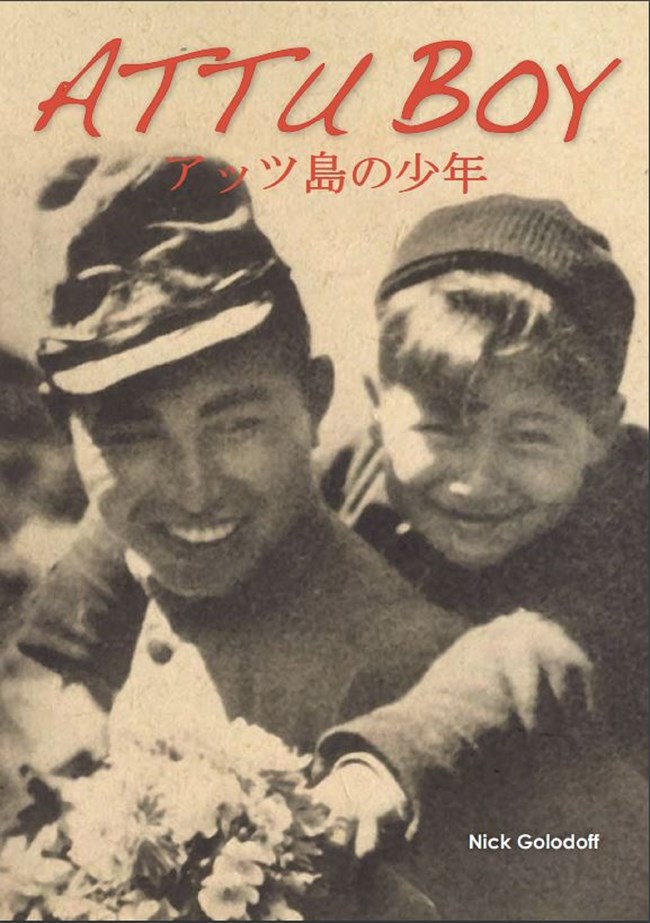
[{"xmin": 34, "ymin": 40, "xmax": 622, "ymax": 142}]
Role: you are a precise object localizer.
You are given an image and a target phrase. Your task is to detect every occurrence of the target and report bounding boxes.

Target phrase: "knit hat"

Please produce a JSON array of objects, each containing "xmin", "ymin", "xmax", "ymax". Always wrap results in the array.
[
  {"xmin": 37, "ymin": 157, "xmax": 304, "ymax": 395},
  {"xmin": 377, "ymin": 195, "xmax": 635, "ymax": 388}
]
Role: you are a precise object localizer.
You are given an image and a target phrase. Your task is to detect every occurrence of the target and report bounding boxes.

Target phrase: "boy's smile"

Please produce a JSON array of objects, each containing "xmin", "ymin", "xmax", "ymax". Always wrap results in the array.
[{"xmin": 378, "ymin": 355, "xmax": 612, "ymax": 568}]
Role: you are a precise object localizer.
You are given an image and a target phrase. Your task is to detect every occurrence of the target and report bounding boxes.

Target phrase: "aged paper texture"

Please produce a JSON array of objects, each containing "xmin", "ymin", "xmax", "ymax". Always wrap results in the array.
[{"xmin": 0, "ymin": 3, "xmax": 647, "ymax": 921}]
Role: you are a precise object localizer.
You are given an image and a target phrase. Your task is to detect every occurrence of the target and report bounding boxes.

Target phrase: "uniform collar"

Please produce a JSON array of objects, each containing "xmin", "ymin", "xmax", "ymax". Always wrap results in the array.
[{"xmin": 338, "ymin": 429, "xmax": 412, "ymax": 538}]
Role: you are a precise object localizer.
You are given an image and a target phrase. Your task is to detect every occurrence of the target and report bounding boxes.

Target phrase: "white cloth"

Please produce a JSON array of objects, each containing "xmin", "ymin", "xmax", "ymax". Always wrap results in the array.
[{"xmin": 109, "ymin": 599, "xmax": 230, "ymax": 759}]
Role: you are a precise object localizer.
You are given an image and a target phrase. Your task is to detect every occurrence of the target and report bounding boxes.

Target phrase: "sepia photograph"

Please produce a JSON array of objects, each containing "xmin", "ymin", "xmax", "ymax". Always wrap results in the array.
[{"xmin": 0, "ymin": 2, "xmax": 647, "ymax": 920}]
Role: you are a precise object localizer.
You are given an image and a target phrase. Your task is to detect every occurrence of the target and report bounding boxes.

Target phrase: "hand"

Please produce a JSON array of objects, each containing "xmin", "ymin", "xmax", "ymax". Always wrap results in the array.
[
  {"xmin": 1, "ymin": 660, "xmax": 108, "ymax": 775},
  {"xmin": 443, "ymin": 609, "xmax": 593, "ymax": 730},
  {"xmin": 309, "ymin": 754, "xmax": 408, "ymax": 858}
]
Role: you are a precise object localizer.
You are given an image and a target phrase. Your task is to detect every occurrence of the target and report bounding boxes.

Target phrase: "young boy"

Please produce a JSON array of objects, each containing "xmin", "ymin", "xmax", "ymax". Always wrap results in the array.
[
  {"xmin": 314, "ymin": 196, "xmax": 648, "ymax": 919},
  {"xmin": 322, "ymin": 195, "xmax": 647, "ymax": 784}
]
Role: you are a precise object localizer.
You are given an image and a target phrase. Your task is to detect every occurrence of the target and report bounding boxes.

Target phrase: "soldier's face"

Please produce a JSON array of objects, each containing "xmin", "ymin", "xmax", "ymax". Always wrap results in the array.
[
  {"xmin": 70, "ymin": 341, "xmax": 326, "ymax": 597},
  {"xmin": 377, "ymin": 356, "xmax": 610, "ymax": 569}
]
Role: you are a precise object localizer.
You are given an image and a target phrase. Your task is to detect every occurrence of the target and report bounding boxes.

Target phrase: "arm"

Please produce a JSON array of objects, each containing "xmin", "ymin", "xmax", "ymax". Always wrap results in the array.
[
  {"xmin": 311, "ymin": 610, "xmax": 592, "ymax": 849},
  {"xmin": 10, "ymin": 507, "xmax": 145, "ymax": 708},
  {"xmin": 0, "ymin": 510, "xmax": 145, "ymax": 828},
  {"xmin": 0, "ymin": 653, "xmax": 109, "ymax": 817},
  {"xmin": 311, "ymin": 611, "xmax": 647, "ymax": 920}
]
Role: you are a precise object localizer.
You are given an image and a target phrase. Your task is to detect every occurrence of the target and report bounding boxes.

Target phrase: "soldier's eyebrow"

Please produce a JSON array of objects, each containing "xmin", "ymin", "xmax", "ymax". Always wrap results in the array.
[
  {"xmin": 89, "ymin": 384, "xmax": 271, "ymax": 428},
  {"xmin": 199, "ymin": 385, "xmax": 269, "ymax": 417}
]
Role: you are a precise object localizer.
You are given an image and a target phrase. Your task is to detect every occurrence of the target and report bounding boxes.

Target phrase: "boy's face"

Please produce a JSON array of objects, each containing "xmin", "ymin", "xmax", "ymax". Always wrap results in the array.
[
  {"xmin": 377, "ymin": 355, "xmax": 611, "ymax": 569},
  {"xmin": 70, "ymin": 340, "xmax": 326, "ymax": 598}
]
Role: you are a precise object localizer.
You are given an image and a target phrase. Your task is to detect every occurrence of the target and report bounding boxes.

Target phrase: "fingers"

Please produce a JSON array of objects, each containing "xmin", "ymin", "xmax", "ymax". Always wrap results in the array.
[
  {"xmin": 309, "ymin": 774, "xmax": 357, "ymax": 851},
  {"xmin": 502, "ymin": 649, "xmax": 540, "ymax": 731},
  {"xmin": 323, "ymin": 812, "xmax": 378, "ymax": 858},
  {"xmin": 323, "ymin": 810, "xmax": 379, "ymax": 859},
  {"xmin": 546, "ymin": 659, "xmax": 594, "ymax": 714},
  {"xmin": 488, "ymin": 611, "xmax": 594, "ymax": 725},
  {"xmin": 528, "ymin": 622, "xmax": 594, "ymax": 712},
  {"xmin": 310, "ymin": 760, "xmax": 408, "ymax": 858},
  {"xmin": 354, "ymin": 815, "xmax": 380, "ymax": 859},
  {"xmin": 327, "ymin": 815, "xmax": 355, "ymax": 849}
]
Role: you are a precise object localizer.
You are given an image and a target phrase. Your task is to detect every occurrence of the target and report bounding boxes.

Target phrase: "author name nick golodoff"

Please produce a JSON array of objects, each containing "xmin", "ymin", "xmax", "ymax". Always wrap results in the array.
[{"xmin": 469, "ymin": 833, "xmax": 601, "ymax": 851}]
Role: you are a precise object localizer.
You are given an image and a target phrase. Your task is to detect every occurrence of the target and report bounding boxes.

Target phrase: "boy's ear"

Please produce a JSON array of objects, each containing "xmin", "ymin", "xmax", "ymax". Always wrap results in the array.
[
  {"xmin": 306, "ymin": 355, "xmax": 334, "ymax": 446},
  {"xmin": 363, "ymin": 375, "xmax": 384, "ymax": 444}
]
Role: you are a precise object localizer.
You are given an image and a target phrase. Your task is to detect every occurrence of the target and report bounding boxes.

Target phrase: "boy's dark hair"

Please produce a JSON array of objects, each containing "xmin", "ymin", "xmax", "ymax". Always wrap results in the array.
[{"xmin": 378, "ymin": 270, "xmax": 614, "ymax": 417}]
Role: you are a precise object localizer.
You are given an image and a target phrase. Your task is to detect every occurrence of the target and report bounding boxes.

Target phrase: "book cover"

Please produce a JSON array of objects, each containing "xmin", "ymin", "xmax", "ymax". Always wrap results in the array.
[{"xmin": 0, "ymin": 3, "xmax": 647, "ymax": 921}]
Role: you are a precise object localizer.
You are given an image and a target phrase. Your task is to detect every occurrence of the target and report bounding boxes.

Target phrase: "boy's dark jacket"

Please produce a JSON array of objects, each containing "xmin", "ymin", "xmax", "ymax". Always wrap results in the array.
[{"xmin": 2, "ymin": 428, "xmax": 648, "ymax": 919}]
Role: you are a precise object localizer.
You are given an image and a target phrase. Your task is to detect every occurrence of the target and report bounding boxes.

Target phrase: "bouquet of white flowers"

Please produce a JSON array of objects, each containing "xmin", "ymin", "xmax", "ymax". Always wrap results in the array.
[{"xmin": 0, "ymin": 719, "xmax": 332, "ymax": 921}]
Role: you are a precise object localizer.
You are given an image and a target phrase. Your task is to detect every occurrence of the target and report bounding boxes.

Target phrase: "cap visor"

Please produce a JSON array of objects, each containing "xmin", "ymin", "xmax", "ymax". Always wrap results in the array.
[{"xmin": 51, "ymin": 300, "xmax": 274, "ymax": 395}]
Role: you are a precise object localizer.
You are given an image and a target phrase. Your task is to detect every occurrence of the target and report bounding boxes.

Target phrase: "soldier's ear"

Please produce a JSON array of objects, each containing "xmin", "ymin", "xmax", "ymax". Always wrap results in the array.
[{"xmin": 305, "ymin": 355, "xmax": 334, "ymax": 446}]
